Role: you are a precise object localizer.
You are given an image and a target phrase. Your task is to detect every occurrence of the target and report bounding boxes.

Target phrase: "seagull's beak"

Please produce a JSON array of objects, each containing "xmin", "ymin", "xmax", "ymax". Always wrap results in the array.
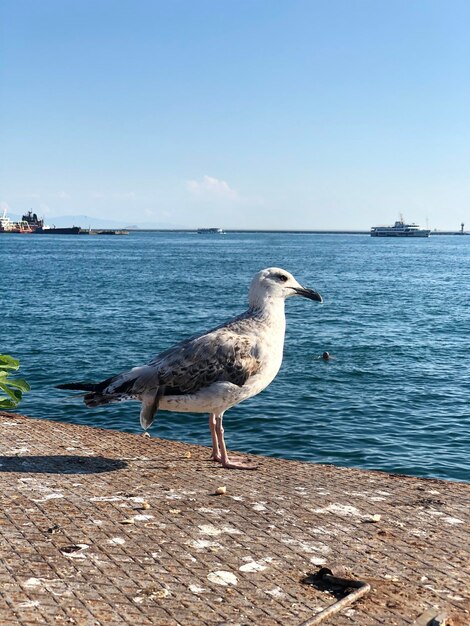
[{"xmin": 292, "ymin": 286, "xmax": 323, "ymax": 302}]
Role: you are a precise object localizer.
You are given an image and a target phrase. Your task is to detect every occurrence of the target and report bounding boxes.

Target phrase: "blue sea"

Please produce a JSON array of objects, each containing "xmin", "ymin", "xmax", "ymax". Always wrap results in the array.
[{"xmin": 2, "ymin": 232, "xmax": 469, "ymax": 482}]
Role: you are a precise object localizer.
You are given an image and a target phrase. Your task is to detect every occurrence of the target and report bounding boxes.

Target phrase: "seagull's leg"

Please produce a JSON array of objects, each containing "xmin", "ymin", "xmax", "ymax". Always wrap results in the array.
[
  {"xmin": 209, "ymin": 413, "xmax": 221, "ymax": 461},
  {"xmin": 209, "ymin": 413, "xmax": 242, "ymax": 463},
  {"xmin": 215, "ymin": 413, "xmax": 257, "ymax": 470}
]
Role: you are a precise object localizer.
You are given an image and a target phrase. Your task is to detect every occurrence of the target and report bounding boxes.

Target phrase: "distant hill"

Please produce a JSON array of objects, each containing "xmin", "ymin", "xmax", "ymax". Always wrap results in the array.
[{"xmin": 9, "ymin": 213, "xmax": 182, "ymax": 230}]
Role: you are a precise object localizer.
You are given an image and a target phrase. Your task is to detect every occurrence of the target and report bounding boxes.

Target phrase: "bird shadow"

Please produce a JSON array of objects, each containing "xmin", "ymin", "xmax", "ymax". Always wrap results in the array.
[{"xmin": 0, "ymin": 455, "xmax": 127, "ymax": 475}]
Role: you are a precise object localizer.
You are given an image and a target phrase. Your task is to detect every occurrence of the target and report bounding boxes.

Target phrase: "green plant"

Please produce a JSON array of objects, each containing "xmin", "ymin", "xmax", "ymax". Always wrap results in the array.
[{"xmin": 0, "ymin": 354, "xmax": 30, "ymax": 409}]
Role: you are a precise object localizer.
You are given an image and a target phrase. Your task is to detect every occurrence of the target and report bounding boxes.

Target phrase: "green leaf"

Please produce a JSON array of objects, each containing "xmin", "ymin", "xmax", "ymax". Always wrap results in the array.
[
  {"xmin": 0, "ymin": 383, "xmax": 22, "ymax": 403},
  {"xmin": 0, "ymin": 398, "xmax": 18, "ymax": 409},
  {"xmin": 0, "ymin": 356, "xmax": 29, "ymax": 408},
  {"xmin": 5, "ymin": 378, "xmax": 30, "ymax": 393},
  {"xmin": 0, "ymin": 355, "xmax": 20, "ymax": 370}
]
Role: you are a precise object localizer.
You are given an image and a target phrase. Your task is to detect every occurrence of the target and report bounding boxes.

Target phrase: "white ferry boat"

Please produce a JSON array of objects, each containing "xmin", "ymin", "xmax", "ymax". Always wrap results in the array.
[
  {"xmin": 371, "ymin": 218, "xmax": 430, "ymax": 238},
  {"xmin": 197, "ymin": 227, "xmax": 225, "ymax": 234}
]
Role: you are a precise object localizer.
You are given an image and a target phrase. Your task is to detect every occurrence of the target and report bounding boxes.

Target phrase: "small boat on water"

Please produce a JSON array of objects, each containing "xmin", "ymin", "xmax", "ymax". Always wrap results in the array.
[
  {"xmin": 197, "ymin": 227, "xmax": 225, "ymax": 234},
  {"xmin": 93, "ymin": 229, "xmax": 129, "ymax": 235},
  {"xmin": 371, "ymin": 217, "xmax": 430, "ymax": 238}
]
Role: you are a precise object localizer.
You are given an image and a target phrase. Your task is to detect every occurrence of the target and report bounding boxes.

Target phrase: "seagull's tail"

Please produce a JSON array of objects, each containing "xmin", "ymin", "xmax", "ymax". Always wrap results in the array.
[
  {"xmin": 57, "ymin": 374, "xmax": 115, "ymax": 393},
  {"xmin": 56, "ymin": 382, "xmax": 99, "ymax": 392},
  {"xmin": 56, "ymin": 375, "xmax": 122, "ymax": 406},
  {"xmin": 57, "ymin": 369, "xmax": 161, "ymax": 425}
]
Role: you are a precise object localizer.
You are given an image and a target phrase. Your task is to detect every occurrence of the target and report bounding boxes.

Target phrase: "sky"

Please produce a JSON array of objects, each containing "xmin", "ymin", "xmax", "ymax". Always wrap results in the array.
[{"xmin": 1, "ymin": 0, "xmax": 470, "ymax": 230}]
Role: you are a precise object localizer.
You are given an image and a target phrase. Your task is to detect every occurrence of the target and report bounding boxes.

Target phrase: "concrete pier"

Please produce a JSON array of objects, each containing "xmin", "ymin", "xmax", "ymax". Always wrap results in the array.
[{"xmin": 0, "ymin": 412, "xmax": 468, "ymax": 625}]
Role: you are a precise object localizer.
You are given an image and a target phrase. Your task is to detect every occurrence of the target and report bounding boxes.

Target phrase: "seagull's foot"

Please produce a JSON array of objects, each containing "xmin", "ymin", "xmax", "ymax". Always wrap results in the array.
[
  {"xmin": 210, "ymin": 453, "xmax": 252, "ymax": 465},
  {"xmin": 221, "ymin": 457, "xmax": 258, "ymax": 470}
]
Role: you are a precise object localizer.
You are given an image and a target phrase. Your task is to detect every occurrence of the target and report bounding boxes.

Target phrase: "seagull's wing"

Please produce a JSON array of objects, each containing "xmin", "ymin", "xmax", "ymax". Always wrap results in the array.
[
  {"xmin": 133, "ymin": 325, "xmax": 262, "ymax": 396},
  {"xmin": 81, "ymin": 317, "xmax": 264, "ymax": 429}
]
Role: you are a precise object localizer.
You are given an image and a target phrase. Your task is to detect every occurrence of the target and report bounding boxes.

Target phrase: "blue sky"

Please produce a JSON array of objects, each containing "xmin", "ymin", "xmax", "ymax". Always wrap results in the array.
[{"xmin": 1, "ymin": 0, "xmax": 469, "ymax": 229}]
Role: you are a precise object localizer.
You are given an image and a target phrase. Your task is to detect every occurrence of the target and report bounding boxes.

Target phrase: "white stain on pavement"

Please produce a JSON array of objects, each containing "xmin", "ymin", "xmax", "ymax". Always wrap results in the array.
[{"xmin": 207, "ymin": 571, "xmax": 238, "ymax": 586}]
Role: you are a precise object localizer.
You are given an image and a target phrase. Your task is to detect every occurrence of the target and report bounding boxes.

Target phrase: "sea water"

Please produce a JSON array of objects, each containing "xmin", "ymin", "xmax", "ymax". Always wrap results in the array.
[{"xmin": 2, "ymin": 232, "xmax": 469, "ymax": 481}]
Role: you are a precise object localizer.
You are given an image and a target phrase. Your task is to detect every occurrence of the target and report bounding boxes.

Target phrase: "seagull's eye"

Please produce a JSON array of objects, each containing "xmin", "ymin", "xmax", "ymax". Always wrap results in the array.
[{"xmin": 275, "ymin": 273, "xmax": 288, "ymax": 283}]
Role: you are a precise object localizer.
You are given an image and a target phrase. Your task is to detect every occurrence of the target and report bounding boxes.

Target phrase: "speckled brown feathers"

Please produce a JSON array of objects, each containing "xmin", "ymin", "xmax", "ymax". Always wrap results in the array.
[{"xmin": 132, "ymin": 322, "xmax": 262, "ymax": 397}]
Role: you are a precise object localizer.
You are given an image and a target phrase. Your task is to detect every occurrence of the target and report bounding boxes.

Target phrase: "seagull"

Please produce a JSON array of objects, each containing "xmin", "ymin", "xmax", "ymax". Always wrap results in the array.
[{"xmin": 57, "ymin": 268, "xmax": 322, "ymax": 469}]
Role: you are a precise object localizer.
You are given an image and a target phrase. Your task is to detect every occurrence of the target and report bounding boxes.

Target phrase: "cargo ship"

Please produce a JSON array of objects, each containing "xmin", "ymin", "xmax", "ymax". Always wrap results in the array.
[{"xmin": 22, "ymin": 211, "xmax": 83, "ymax": 234}]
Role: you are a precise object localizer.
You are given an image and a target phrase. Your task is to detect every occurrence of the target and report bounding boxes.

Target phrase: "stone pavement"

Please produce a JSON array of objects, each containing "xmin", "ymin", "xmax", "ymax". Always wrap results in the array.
[{"xmin": 0, "ymin": 412, "xmax": 468, "ymax": 626}]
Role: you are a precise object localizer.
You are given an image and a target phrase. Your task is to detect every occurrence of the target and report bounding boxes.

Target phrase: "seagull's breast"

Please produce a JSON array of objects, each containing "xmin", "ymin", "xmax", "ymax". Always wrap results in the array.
[{"xmin": 251, "ymin": 321, "xmax": 285, "ymax": 387}]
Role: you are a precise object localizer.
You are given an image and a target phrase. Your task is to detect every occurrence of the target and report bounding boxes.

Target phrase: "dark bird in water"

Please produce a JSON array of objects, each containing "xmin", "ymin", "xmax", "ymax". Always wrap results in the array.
[{"xmin": 57, "ymin": 267, "xmax": 322, "ymax": 469}]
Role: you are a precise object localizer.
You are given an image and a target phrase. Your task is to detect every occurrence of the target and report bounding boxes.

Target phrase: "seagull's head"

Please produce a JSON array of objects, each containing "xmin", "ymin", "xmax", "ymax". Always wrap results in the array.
[{"xmin": 248, "ymin": 267, "xmax": 323, "ymax": 308}]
